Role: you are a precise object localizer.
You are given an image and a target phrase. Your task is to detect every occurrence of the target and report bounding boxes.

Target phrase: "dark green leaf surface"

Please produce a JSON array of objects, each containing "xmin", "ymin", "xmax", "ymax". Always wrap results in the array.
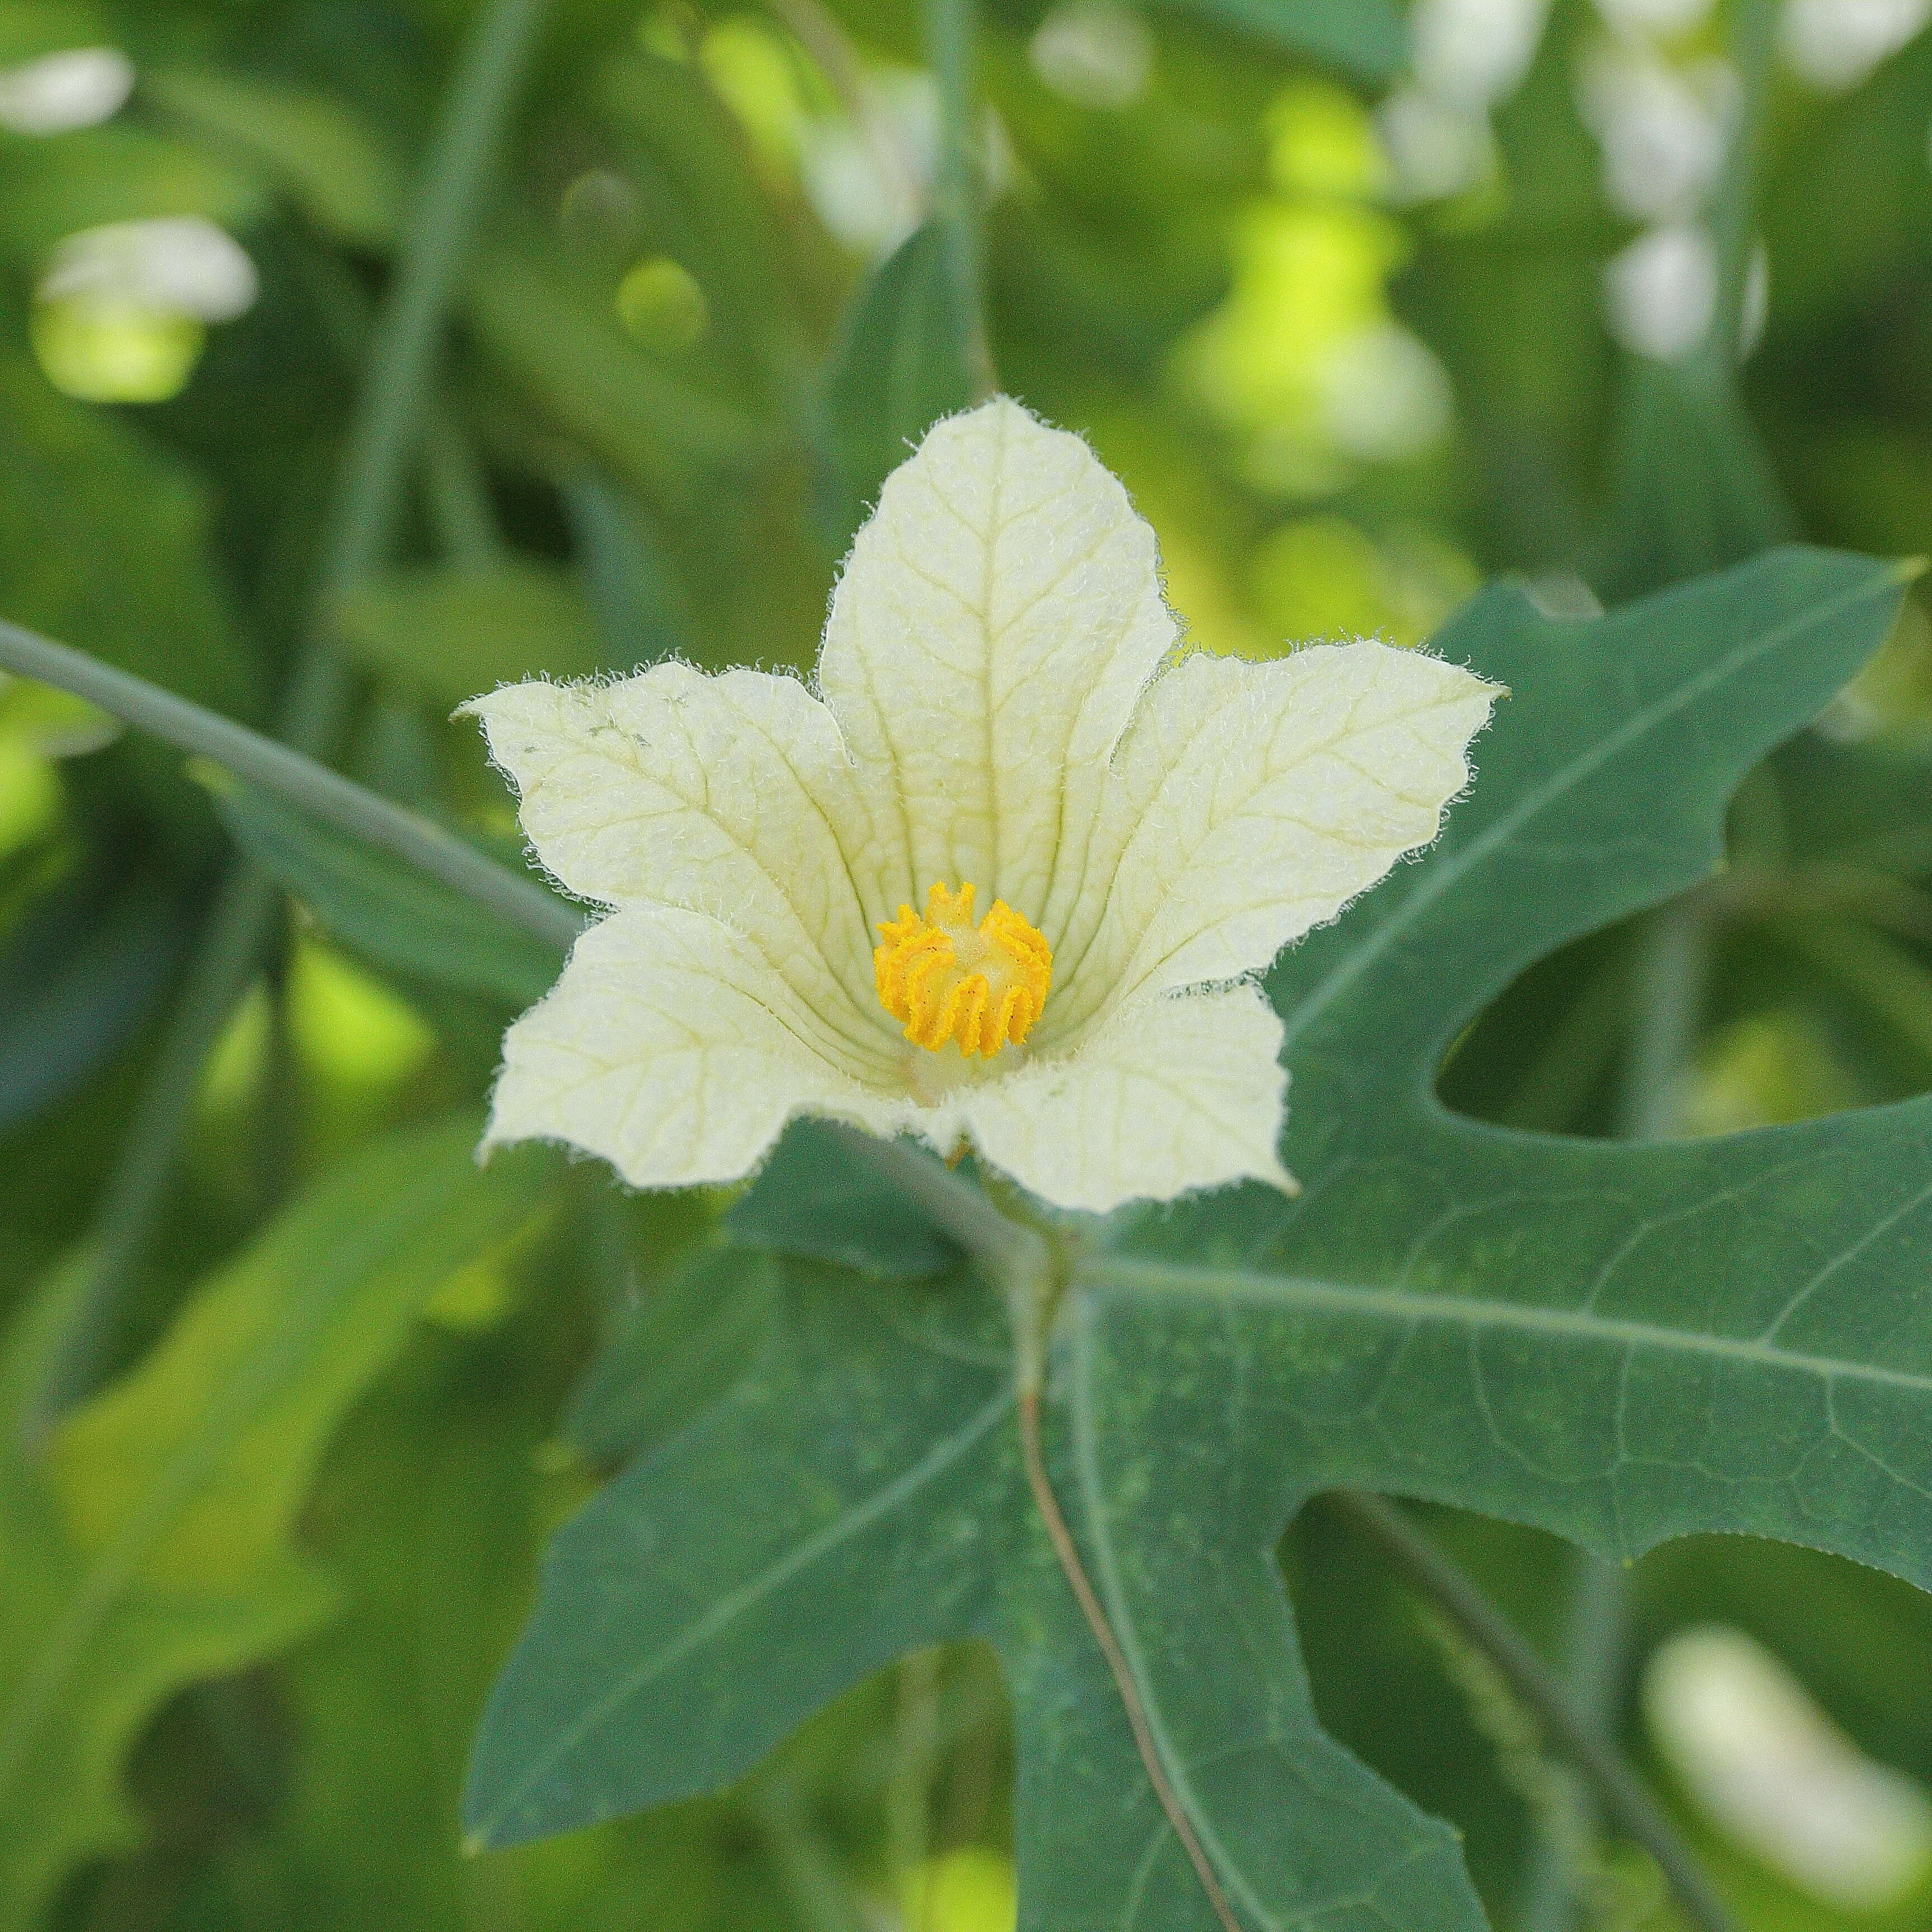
[
  {"xmin": 728, "ymin": 1120, "xmax": 965, "ymax": 1281},
  {"xmin": 470, "ymin": 548, "xmax": 1920, "ymax": 1927},
  {"xmin": 565, "ymin": 1247, "xmax": 777, "ymax": 1467}
]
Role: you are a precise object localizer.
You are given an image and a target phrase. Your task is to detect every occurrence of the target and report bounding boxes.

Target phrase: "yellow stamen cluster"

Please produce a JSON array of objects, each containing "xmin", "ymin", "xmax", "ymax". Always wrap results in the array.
[{"xmin": 875, "ymin": 882, "xmax": 1053, "ymax": 1058}]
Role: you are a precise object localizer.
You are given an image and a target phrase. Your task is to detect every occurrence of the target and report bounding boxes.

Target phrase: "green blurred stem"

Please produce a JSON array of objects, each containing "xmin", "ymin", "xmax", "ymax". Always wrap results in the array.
[
  {"xmin": 1334, "ymin": 1493, "xmax": 1738, "ymax": 1932},
  {"xmin": 425, "ymin": 415, "xmax": 504, "ymax": 570},
  {"xmin": 34, "ymin": 0, "xmax": 555, "ymax": 1429},
  {"xmin": 920, "ymin": 0, "xmax": 993, "ymax": 394},
  {"xmin": 1694, "ymin": 0, "xmax": 1778, "ymax": 384},
  {"xmin": 1521, "ymin": 899, "xmax": 1712, "ymax": 1932},
  {"xmin": 0, "ymin": 624, "xmax": 580, "ymax": 955},
  {"xmin": 749, "ymin": 1778, "xmax": 869, "ymax": 1932}
]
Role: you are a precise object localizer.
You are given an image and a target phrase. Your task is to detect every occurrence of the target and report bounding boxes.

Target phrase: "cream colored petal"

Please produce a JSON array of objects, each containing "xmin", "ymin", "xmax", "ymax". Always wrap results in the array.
[
  {"xmin": 954, "ymin": 984, "xmax": 1291, "ymax": 1214},
  {"xmin": 463, "ymin": 666, "xmax": 896, "ymax": 1070},
  {"xmin": 484, "ymin": 907, "xmax": 916, "ymax": 1190},
  {"xmin": 1043, "ymin": 641, "xmax": 1499, "ymax": 1043},
  {"xmin": 817, "ymin": 395, "xmax": 1178, "ymax": 930}
]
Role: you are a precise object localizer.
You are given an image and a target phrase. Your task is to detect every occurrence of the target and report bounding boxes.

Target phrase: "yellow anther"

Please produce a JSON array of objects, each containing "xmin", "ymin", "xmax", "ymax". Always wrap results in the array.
[{"xmin": 874, "ymin": 882, "xmax": 1053, "ymax": 1059}]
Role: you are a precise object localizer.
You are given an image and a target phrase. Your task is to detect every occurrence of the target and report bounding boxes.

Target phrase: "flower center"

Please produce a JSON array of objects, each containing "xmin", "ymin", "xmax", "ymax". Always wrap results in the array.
[{"xmin": 874, "ymin": 882, "xmax": 1053, "ymax": 1059}]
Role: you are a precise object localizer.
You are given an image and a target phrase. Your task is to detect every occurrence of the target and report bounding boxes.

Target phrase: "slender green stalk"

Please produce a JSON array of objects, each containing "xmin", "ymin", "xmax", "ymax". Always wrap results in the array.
[
  {"xmin": 1334, "ymin": 1492, "xmax": 1739, "ymax": 1932},
  {"xmin": 920, "ymin": 0, "xmax": 992, "ymax": 394},
  {"xmin": 0, "ymin": 623, "xmax": 580, "ymax": 953},
  {"xmin": 1517, "ymin": 1553, "xmax": 1635, "ymax": 1932},
  {"xmin": 1521, "ymin": 899, "xmax": 1711, "ymax": 1931},
  {"xmin": 424, "ymin": 415, "xmax": 505, "ymax": 570},
  {"xmin": 32, "ymin": 0, "xmax": 555, "ymax": 1428},
  {"xmin": 750, "ymin": 1778, "xmax": 869, "ymax": 1932}
]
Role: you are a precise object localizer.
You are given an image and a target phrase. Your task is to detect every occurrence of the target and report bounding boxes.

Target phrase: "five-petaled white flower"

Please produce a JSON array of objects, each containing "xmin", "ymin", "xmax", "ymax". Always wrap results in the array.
[{"xmin": 465, "ymin": 398, "xmax": 1498, "ymax": 1214}]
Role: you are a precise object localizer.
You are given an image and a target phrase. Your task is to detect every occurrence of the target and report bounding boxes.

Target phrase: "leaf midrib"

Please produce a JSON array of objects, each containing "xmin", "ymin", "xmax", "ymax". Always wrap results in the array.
[{"xmin": 1081, "ymin": 1254, "xmax": 1932, "ymax": 1398}]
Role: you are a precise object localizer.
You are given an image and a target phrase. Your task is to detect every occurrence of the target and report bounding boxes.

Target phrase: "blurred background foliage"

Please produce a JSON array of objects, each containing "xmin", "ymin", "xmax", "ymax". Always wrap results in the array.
[{"xmin": 6, "ymin": 0, "xmax": 1932, "ymax": 1926}]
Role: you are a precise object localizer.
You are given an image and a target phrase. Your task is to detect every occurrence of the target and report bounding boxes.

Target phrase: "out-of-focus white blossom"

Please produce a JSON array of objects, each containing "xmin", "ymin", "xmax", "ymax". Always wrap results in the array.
[
  {"xmin": 1592, "ymin": 0, "xmax": 1717, "ymax": 34},
  {"xmin": 1646, "ymin": 1627, "xmax": 1932, "ymax": 1911},
  {"xmin": 0, "ymin": 46, "xmax": 133, "ymax": 135},
  {"xmin": 40, "ymin": 216, "xmax": 259, "ymax": 322},
  {"xmin": 1782, "ymin": 0, "xmax": 1932, "ymax": 91},
  {"xmin": 1603, "ymin": 220, "xmax": 1716, "ymax": 358},
  {"xmin": 1578, "ymin": 44, "xmax": 1735, "ymax": 221},
  {"xmin": 1029, "ymin": 2, "xmax": 1154, "ymax": 110},
  {"xmin": 1376, "ymin": 86, "xmax": 1495, "ymax": 200},
  {"xmin": 1319, "ymin": 323, "xmax": 1455, "ymax": 461},
  {"xmin": 1412, "ymin": 0, "xmax": 1552, "ymax": 110}
]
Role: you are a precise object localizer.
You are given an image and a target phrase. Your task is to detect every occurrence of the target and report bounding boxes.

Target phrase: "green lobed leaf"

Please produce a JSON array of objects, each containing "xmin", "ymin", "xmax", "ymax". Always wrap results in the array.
[
  {"xmin": 466, "ymin": 546, "xmax": 1927, "ymax": 1928},
  {"xmin": 564, "ymin": 1246, "xmax": 777, "ymax": 1467},
  {"xmin": 206, "ymin": 775, "xmax": 571, "ymax": 1007},
  {"xmin": 0, "ymin": 1115, "xmax": 553, "ymax": 1929}
]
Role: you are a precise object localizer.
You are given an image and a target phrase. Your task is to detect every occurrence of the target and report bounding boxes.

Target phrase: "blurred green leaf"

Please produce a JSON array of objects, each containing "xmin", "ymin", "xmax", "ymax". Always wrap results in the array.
[
  {"xmin": 466, "ymin": 548, "xmax": 1928, "ymax": 1929},
  {"xmin": 332, "ymin": 559, "xmax": 601, "ymax": 707},
  {"xmin": 208, "ymin": 775, "xmax": 571, "ymax": 1007},
  {"xmin": 813, "ymin": 221, "xmax": 978, "ymax": 554},
  {"xmin": 1592, "ymin": 360, "xmax": 1794, "ymax": 605},
  {"xmin": 467, "ymin": 249, "xmax": 759, "ymax": 514},
  {"xmin": 144, "ymin": 67, "xmax": 401, "ymax": 250},
  {"xmin": 0, "ymin": 123, "xmax": 259, "ymax": 264},
  {"xmin": 0, "ymin": 353, "xmax": 255, "ymax": 823},
  {"xmin": 1143, "ymin": 0, "xmax": 1405, "ymax": 78},
  {"xmin": 0, "ymin": 855, "xmax": 190, "ymax": 1135},
  {"xmin": 561, "ymin": 472, "xmax": 694, "ymax": 670},
  {"xmin": 0, "ymin": 1116, "xmax": 553, "ymax": 1930}
]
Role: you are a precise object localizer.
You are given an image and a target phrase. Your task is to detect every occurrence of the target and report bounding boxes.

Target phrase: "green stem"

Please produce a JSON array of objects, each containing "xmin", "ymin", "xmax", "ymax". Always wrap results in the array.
[
  {"xmin": 749, "ymin": 1777, "xmax": 869, "ymax": 1932},
  {"xmin": 1517, "ymin": 1553, "xmax": 1635, "ymax": 1932},
  {"xmin": 31, "ymin": 0, "xmax": 555, "ymax": 1428},
  {"xmin": 1521, "ymin": 898, "xmax": 1711, "ymax": 1930},
  {"xmin": 1333, "ymin": 1493, "xmax": 1739, "ymax": 1932},
  {"xmin": 424, "ymin": 414, "xmax": 504, "ymax": 570},
  {"xmin": 0, "ymin": 623, "xmax": 580, "ymax": 953},
  {"xmin": 919, "ymin": 0, "xmax": 992, "ymax": 395}
]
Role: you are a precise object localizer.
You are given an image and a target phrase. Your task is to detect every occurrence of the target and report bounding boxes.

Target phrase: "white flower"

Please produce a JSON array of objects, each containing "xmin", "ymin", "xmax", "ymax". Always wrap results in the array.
[{"xmin": 465, "ymin": 399, "xmax": 1498, "ymax": 1213}]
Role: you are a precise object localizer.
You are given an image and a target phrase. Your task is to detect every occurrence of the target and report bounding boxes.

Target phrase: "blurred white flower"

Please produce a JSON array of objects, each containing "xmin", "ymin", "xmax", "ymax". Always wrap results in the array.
[
  {"xmin": 1319, "ymin": 323, "xmax": 1455, "ymax": 460},
  {"xmin": 0, "ymin": 45, "xmax": 133, "ymax": 135},
  {"xmin": 1412, "ymin": 0, "xmax": 1552, "ymax": 110},
  {"xmin": 1782, "ymin": 0, "xmax": 1932, "ymax": 90},
  {"xmin": 1029, "ymin": 2, "xmax": 1154, "ymax": 110},
  {"xmin": 1646, "ymin": 1626, "xmax": 1932, "ymax": 1911},
  {"xmin": 40, "ymin": 216, "xmax": 258, "ymax": 322},
  {"xmin": 1376, "ymin": 85, "xmax": 1495, "ymax": 200},
  {"xmin": 1592, "ymin": 0, "xmax": 1717, "ymax": 33},
  {"xmin": 1603, "ymin": 220, "xmax": 1716, "ymax": 358},
  {"xmin": 1578, "ymin": 44, "xmax": 1735, "ymax": 221}
]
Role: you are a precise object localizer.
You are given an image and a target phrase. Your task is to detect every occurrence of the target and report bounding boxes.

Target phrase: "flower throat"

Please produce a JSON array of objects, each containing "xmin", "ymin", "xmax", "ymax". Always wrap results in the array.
[{"xmin": 874, "ymin": 882, "xmax": 1052, "ymax": 1058}]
